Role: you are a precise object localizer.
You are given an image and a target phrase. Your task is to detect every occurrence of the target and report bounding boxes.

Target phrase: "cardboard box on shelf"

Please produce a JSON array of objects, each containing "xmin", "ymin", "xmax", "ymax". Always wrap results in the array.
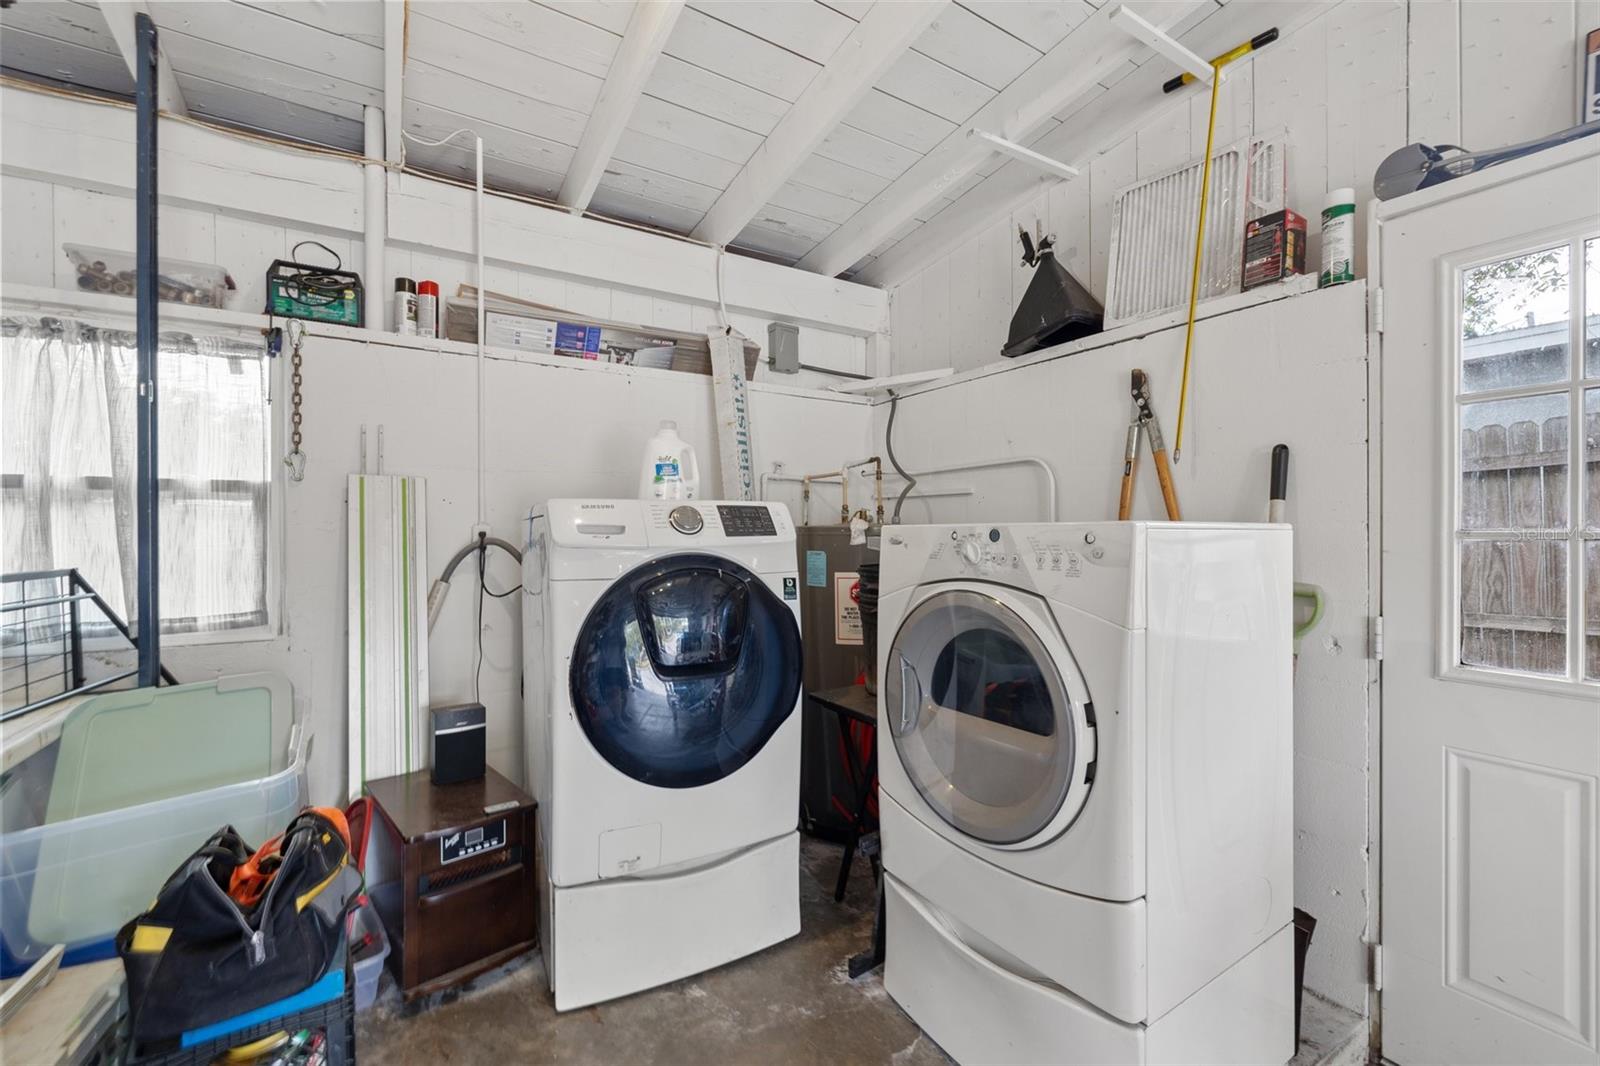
[{"xmin": 447, "ymin": 286, "xmax": 761, "ymax": 378}]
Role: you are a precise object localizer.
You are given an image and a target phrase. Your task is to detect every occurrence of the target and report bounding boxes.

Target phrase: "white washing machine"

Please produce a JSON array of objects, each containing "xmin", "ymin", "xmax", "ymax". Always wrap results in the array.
[
  {"xmin": 522, "ymin": 499, "xmax": 804, "ymax": 1011},
  {"xmin": 877, "ymin": 521, "xmax": 1295, "ymax": 1065}
]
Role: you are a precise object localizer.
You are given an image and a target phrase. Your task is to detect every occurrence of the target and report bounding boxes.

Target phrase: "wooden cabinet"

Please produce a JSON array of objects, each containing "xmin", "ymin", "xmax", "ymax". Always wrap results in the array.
[{"xmin": 365, "ymin": 768, "xmax": 537, "ymax": 1003}]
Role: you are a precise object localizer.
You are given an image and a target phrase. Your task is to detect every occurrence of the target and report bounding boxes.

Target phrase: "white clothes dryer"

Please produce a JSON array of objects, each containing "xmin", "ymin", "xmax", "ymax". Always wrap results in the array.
[
  {"xmin": 523, "ymin": 499, "xmax": 803, "ymax": 1010},
  {"xmin": 877, "ymin": 521, "xmax": 1295, "ymax": 1065}
]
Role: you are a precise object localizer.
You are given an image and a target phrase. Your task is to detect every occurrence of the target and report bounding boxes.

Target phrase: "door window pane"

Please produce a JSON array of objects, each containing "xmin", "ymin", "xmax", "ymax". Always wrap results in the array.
[
  {"xmin": 1460, "ymin": 539, "xmax": 1567, "ymax": 677},
  {"xmin": 1587, "ymin": 541, "xmax": 1600, "ymax": 681},
  {"xmin": 1461, "ymin": 246, "xmax": 1570, "ymax": 394},
  {"xmin": 1586, "ymin": 238, "xmax": 1598, "ymax": 379},
  {"xmin": 1460, "ymin": 394, "xmax": 1568, "ymax": 531},
  {"xmin": 1587, "ymin": 389, "xmax": 1599, "ymax": 531}
]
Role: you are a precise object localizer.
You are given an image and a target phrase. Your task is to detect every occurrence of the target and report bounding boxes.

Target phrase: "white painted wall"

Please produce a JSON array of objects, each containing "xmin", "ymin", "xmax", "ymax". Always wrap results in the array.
[
  {"xmin": 43, "ymin": 325, "xmax": 874, "ymax": 808},
  {"xmin": 0, "ymin": 85, "xmax": 887, "ymax": 388},
  {"xmin": 0, "ymin": 83, "xmax": 888, "ymax": 798},
  {"xmin": 872, "ymin": 283, "xmax": 1373, "ymax": 1013},
  {"xmin": 889, "ymin": 0, "xmax": 1595, "ymax": 376}
]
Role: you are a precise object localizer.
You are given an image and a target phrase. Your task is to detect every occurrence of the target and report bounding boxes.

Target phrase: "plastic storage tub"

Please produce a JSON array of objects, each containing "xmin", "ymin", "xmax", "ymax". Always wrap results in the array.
[
  {"xmin": 64, "ymin": 243, "xmax": 232, "ymax": 308},
  {"xmin": 0, "ymin": 727, "xmax": 308, "ymax": 976},
  {"xmin": 348, "ymin": 901, "xmax": 390, "ymax": 1012}
]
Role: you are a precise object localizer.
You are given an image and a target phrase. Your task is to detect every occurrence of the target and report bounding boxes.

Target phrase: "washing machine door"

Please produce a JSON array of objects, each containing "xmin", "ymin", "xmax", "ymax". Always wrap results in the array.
[
  {"xmin": 569, "ymin": 553, "xmax": 802, "ymax": 789},
  {"xmin": 885, "ymin": 584, "xmax": 1095, "ymax": 848}
]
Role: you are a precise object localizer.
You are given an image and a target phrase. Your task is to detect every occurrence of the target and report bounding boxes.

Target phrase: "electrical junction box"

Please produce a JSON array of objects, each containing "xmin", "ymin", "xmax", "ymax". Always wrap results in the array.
[{"xmin": 768, "ymin": 322, "xmax": 800, "ymax": 374}]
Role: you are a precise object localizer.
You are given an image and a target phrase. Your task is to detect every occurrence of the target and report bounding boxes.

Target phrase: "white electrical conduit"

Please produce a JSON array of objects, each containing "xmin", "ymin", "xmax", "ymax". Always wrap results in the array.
[
  {"xmin": 401, "ymin": 126, "xmax": 486, "ymax": 529},
  {"xmin": 881, "ymin": 457, "xmax": 1060, "ymax": 522},
  {"xmin": 757, "ymin": 472, "xmax": 975, "ymax": 524},
  {"xmin": 715, "ymin": 244, "xmax": 730, "ymax": 333},
  {"xmin": 361, "ymin": 107, "xmax": 385, "ymax": 332}
]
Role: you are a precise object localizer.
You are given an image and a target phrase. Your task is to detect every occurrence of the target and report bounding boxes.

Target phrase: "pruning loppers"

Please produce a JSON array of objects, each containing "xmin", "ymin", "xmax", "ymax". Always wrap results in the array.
[{"xmin": 1119, "ymin": 369, "xmax": 1182, "ymax": 521}]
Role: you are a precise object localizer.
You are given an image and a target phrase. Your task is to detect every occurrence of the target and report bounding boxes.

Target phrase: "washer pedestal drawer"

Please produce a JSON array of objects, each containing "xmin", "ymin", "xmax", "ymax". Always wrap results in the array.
[{"xmin": 547, "ymin": 831, "xmax": 799, "ymax": 1011}]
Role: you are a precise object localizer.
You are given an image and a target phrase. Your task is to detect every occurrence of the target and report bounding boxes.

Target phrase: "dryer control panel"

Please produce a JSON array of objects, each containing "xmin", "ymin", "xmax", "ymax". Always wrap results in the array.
[{"xmin": 889, "ymin": 522, "xmax": 1140, "ymax": 626}]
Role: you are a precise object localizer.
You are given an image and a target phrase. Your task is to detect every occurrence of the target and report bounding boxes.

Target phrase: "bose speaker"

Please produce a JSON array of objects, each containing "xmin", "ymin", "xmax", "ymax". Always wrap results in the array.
[{"xmin": 430, "ymin": 702, "xmax": 486, "ymax": 785}]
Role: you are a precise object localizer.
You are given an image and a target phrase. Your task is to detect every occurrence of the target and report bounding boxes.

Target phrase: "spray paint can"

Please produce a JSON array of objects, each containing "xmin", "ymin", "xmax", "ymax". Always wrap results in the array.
[
  {"xmin": 1319, "ymin": 188, "xmax": 1355, "ymax": 287},
  {"xmin": 417, "ymin": 280, "xmax": 440, "ymax": 339},
  {"xmin": 393, "ymin": 277, "xmax": 417, "ymax": 335}
]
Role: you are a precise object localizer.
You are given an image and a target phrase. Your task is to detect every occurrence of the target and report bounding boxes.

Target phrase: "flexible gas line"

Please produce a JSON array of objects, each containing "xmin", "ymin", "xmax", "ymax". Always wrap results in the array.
[{"xmin": 1169, "ymin": 28, "xmax": 1279, "ymax": 464}]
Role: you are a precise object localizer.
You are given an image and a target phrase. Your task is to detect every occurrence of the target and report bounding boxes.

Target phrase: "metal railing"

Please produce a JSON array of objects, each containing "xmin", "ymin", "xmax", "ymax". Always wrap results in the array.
[{"xmin": 1, "ymin": 568, "xmax": 177, "ymax": 722}]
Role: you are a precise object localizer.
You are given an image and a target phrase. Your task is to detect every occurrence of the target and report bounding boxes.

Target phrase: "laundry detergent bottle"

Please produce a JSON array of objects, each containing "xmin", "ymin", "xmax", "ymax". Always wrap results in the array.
[{"xmin": 639, "ymin": 420, "xmax": 700, "ymax": 500}]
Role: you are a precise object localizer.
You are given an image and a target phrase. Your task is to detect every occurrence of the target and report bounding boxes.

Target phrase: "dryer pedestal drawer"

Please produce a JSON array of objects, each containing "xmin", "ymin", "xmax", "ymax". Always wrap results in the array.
[
  {"xmin": 881, "ymin": 790, "xmax": 1147, "ymax": 1023},
  {"xmin": 885, "ymin": 875, "xmax": 1295, "ymax": 1066}
]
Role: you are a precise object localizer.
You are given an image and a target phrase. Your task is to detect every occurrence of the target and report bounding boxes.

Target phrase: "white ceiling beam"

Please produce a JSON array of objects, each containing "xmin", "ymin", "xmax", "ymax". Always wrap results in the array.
[
  {"xmin": 857, "ymin": 0, "xmax": 1341, "ymax": 289},
  {"xmin": 383, "ymin": 0, "xmax": 405, "ymax": 162},
  {"xmin": 1109, "ymin": 6, "xmax": 1213, "ymax": 86},
  {"xmin": 558, "ymin": 0, "xmax": 686, "ymax": 214},
  {"xmin": 969, "ymin": 129, "xmax": 1079, "ymax": 180},
  {"xmin": 99, "ymin": 1, "xmax": 187, "ymax": 116},
  {"xmin": 690, "ymin": 0, "xmax": 948, "ymax": 246},
  {"xmin": 795, "ymin": 0, "xmax": 1209, "ymax": 278}
]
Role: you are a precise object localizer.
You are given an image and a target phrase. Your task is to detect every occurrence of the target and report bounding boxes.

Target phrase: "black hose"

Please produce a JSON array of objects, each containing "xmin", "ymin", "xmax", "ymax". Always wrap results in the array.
[{"xmin": 885, "ymin": 390, "xmax": 917, "ymax": 525}]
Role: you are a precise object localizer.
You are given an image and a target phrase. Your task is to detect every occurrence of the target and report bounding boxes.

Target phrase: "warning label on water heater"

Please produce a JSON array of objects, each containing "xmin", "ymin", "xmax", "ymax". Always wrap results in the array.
[{"xmin": 834, "ymin": 572, "xmax": 863, "ymax": 646}]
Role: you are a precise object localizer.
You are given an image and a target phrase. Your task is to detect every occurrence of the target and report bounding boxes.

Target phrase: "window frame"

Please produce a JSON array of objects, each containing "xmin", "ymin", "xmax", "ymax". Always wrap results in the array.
[
  {"xmin": 1440, "ymin": 223, "xmax": 1600, "ymax": 693},
  {"xmin": 0, "ymin": 304, "xmax": 285, "ymax": 648}
]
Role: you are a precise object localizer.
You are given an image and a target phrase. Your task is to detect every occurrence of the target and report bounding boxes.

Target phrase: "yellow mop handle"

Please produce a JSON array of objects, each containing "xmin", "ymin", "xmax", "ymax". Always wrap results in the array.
[
  {"xmin": 1172, "ymin": 63, "xmax": 1222, "ymax": 464},
  {"xmin": 1169, "ymin": 27, "xmax": 1279, "ymax": 463}
]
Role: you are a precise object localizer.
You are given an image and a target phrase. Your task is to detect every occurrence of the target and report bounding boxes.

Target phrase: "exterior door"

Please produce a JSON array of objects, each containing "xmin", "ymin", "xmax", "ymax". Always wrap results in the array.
[
  {"xmin": 1378, "ymin": 142, "xmax": 1600, "ymax": 1064},
  {"xmin": 568, "ymin": 553, "xmax": 802, "ymax": 789},
  {"xmin": 884, "ymin": 585, "xmax": 1095, "ymax": 848}
]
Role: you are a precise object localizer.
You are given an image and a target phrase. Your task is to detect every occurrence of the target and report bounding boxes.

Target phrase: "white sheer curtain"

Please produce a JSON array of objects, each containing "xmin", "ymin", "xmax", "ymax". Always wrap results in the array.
[{"xmin": 2, "ymin": 315, "xmax": 271, "ymax": 636}]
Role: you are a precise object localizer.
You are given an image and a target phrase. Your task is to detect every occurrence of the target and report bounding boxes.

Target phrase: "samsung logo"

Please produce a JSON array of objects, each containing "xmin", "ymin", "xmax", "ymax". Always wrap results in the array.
[{"xmin": 580, "ymin": 504, "xmax": 617, "ymax": 510}]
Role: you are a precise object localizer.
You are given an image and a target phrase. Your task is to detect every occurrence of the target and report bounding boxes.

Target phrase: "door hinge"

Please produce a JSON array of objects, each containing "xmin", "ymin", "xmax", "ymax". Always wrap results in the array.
[
  {"xmin": 1370, "ymin": 942, "xmax": 1384, "ymax": 991},
  {"xmin": 1369, "ymin": 287, "xmax": 1384, "ymax": 334},
  {"xmin": 1370, "ymin": 615, "xmax": 1385, "ymax": 661}
]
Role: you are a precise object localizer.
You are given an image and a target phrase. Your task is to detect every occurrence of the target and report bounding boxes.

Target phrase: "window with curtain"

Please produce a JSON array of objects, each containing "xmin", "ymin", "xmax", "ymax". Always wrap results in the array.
[{"xmin": 2, "ymin": 315, "xmax": 273, "ymax": 637}]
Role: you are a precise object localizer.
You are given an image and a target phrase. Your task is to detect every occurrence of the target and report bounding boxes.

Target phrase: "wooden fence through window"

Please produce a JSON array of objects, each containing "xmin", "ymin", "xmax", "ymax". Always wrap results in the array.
[{"xmin": 1460, "ymin": 410, "xmax": 1600, "ymax": 678}]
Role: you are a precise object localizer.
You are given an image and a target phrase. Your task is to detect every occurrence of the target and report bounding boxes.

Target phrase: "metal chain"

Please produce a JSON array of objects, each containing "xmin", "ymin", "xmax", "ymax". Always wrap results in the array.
[{"xmin": 284, "ymin": 321, "xmax": 306, "ymax": 482}]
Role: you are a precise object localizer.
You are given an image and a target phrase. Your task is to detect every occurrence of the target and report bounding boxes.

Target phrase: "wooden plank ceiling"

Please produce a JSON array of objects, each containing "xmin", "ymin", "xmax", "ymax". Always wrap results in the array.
[{"xmin": 0, "ymin": 0, "xmax": 1258, "ymax": 283}]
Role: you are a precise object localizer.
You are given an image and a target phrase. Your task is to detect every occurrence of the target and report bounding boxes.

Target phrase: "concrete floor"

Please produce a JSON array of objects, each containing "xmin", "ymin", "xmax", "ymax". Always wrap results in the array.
[
  {"xmin": 356, "ymin": 837, "xmax": 948, "ymax": 1065},
  {"xmin": 357, "ymin": 837, "xmax": 1365, "ymax": 1065}
]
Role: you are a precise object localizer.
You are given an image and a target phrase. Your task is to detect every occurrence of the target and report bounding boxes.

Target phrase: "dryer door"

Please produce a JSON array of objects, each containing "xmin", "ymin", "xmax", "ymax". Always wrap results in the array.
[
  {"xmin": 569, "ymin": 553, "xmax": 802, "ymax": 789},
  {"xmin": 885, "ymin": 585, "xmax": 1095, "ymax": 848}
]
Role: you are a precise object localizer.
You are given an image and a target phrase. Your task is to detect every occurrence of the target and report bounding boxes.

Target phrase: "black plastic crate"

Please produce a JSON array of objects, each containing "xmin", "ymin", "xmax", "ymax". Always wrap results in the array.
[{"xmin": 129, "ymin": 964, "xmax": 354, "ymax": 1066}]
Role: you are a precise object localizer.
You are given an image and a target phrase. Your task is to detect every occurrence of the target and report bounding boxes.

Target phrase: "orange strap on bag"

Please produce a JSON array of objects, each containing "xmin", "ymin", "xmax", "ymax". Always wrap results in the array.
[{"xmin": 228, "ymin": 807, "xmax": 351, "ymax": 906}]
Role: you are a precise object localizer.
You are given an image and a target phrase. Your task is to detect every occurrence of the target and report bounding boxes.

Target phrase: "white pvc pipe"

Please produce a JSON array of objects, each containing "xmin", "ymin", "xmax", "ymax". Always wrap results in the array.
[
  {"xmin": 475, "ymin": 134, "xmax": 486, "ymax": 528},
  {"xmin": 886, "ymin": 456, "xmax": 1060, "ymax": 522},
  {"xmin": 362, "ymin": 106, "xmax": 385, "ymax": 331}
]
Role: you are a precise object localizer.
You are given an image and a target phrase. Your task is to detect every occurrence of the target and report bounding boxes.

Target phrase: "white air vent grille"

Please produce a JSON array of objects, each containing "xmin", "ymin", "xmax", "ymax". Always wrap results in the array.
[{"xmin": 1104, "ymin": 134, "xmax": 1288, "ymax": 328}]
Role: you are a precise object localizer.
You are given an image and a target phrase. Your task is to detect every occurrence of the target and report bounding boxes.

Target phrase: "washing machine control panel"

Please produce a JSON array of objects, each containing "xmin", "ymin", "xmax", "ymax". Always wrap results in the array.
[{"xmin": 668, "ymin": 505, "xmax": 704, "ymax": 535}]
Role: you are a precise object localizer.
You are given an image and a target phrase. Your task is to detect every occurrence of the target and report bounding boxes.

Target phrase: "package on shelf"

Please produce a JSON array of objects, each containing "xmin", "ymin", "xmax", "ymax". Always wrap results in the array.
[{"xmin": 445, "ymin": 286, "xmax": 761, "ymax": 379}]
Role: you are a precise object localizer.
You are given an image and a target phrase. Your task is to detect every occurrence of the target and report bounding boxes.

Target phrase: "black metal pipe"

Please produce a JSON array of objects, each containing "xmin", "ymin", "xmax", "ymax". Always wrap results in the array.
[
  {"xmin": 74, "ymin": 573, "xmax": 178, "ymax": 687},
  {"xmin": 0, "ymin": 669, "xmax": 141, "ymax": 724},
  {"xmin": 135, "ymin": 12, "xmax": 161, "ymax": 689},
  {"xmin": 68, "ymin": 588, "xmax": 85, "ymax": 689}
]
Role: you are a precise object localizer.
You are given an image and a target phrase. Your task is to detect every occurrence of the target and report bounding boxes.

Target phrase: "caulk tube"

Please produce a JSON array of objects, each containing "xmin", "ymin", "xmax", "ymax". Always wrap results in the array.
[{"xmin": 1269, "ymin": 444, "xmax": 1290, "ymax": 523}]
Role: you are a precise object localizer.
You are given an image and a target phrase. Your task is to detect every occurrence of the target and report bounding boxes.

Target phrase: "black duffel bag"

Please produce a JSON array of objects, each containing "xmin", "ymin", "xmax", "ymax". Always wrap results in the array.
[{"xmin": 116, "ymin": 807, "xmax": 362, "ymax": 1048}]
